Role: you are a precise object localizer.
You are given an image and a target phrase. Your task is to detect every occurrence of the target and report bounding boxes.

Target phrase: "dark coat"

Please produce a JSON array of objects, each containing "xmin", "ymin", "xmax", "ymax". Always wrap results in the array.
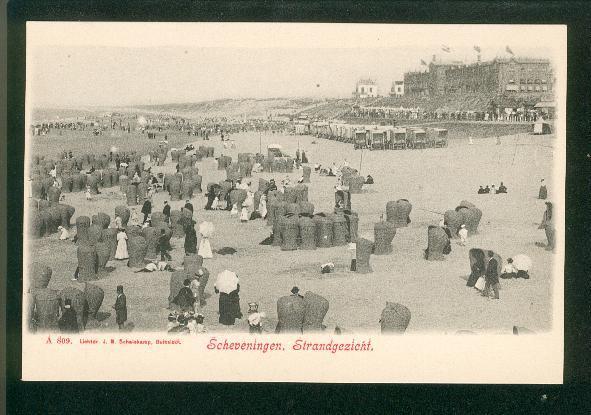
[
  {"xmin": 184, "ymin": 202, "xmax": 194, "ymax": 212},
  {"xmin": 141, "ymin": 201, "xmax": 152, "ymax": 215},
  {"xmin": 485, "ymin": 258, "xmax": 499, "ymax": 285},
  {"xmin": 163, "ymin": 204, "xmax": 171, "ymax": 217},
  {"xmin": 173, "ymin": 287, "xmax": 195, "ymax": 311},
  {"xmin": 58, "ymin": 308, "xmax": 79, "ymax": 333},
  {"xmin": 114, "ymin": 294, "xmax": 127, "ymax": 324},
  {"xmin": 217, "ymin": 285, "xmax": 242, "ymax": 325},
  {"xmin": 184, "ymin": 228, "xmax": 197, "ymax": 254}
]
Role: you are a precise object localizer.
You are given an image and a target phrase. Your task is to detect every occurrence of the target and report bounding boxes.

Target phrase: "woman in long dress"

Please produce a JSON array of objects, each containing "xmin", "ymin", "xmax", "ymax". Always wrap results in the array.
[
  {"xmin": 214, "ymin": 270, "xmax": 242, "ymax": 326},
  {"xmin": 115, "ymin": 229, "xmax": 129, "ymax": 260},
  {"xmin": 259, "ymin": 194, "xmax": 268, "ymax": 219},
  {"xmin": 198, "ymin": 222, "xmax": 214, "ymax": 259}
]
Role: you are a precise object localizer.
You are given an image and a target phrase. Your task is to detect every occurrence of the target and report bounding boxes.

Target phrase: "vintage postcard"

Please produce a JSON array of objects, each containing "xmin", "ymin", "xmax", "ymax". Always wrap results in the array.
[{"xmin": 22, "ymin": 22, "xmax": 565, "ymax": 382}]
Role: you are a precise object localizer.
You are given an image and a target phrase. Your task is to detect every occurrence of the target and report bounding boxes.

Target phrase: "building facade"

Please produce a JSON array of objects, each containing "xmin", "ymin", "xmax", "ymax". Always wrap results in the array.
[
  {"xmin": 390, "ymin": 81, "xmax": 405, "ymax": 97},
  {"xmin": 353, "ymin": 79, "xmax": 379, "ymax": 98},
  {"xmin": 403, "ymin": 57, "xmax": 553, "ymax": 105}
]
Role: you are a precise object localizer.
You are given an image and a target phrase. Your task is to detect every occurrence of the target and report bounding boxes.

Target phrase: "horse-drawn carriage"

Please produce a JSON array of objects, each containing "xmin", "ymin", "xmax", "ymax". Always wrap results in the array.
[
  {"xmin": 433, "ymin": 128, "xmax": 448, "ymax": 147},
  {"xmin": 392, "ymin": 128, "xmax": 407, "ymax": 149},
  {"xmin": 406, "ymin": 128, "xmax": 427, "ymax": 149},
  {"xmin": 353, "ymin": 128, "xmax": 368, "ymax": 150},
  {"xmin": 369, "ymin": 128, "xmax": 388, "ymax": 150}
]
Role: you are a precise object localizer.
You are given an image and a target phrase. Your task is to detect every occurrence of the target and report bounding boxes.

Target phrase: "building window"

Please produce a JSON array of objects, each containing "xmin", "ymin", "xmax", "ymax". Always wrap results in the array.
[
  {"xmin": 542, "ymin": 85, "xmax": 548, "ymax": 91},
  {"xmin": 520, "ymin": 85, "xmax": 526, "ymax": 91},
  {"xmin": 541, "ymin": 79, "xmax": 547, "ymax": 84},
  {"xmin": 527, "ymin": 79, "xmax": 532, "ymax": 84},
  {"xmin": 508, "ymin": 79, "xmax": 515, "ymax": 84},
  {"xmin": 535, "ymin": 79, "xmax": 540, "ymax": 84},
  {"xmin": 361, "ymin": 87, "xmax": 364, "ymax": 93},
  {"xmin": 527, "ymin": 85, "xmax": 533, "ymax": 91},
  {"xmin": 535, "ymin": 85, "xmax": 540, "ymax": 91},
  {"xmin": 370, "ymin": 88, "xmax": 373, "ymax": 93},
  {"xmin": 520, "ymin": 79, "xmax": 525, "ymax": 84}
]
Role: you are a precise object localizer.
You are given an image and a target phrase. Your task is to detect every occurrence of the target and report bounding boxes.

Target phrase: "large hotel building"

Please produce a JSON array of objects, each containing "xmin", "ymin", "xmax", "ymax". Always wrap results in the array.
[{"xmin": 403, "ymin": 57, "xmax": 553, "ymax": 103}]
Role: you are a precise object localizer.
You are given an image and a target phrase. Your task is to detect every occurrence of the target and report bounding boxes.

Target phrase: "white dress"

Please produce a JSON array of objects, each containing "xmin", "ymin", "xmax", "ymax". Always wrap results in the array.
[
  {"xmin": 198, "ymin": 237, "xmax": 213, "ymax": 259},
  {"xmin": 115, "ymin": 232, "xmax": 129, "ymax": 259},
  {"xmin": 259, "ymin": 198, "xmax": 268, "ymax": 218}
]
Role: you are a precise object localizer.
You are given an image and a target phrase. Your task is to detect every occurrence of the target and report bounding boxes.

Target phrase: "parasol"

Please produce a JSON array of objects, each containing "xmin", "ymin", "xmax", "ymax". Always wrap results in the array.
[
  {"xmin": 199, "ymin": 221, "xmax": 215, "ymax": 238},
  {"xmin": 511, "ymin": 254, "xmax": 532, "ymax": 272},
  {"xmin": 215, "ymin": 270, "xmax": 239, "ymax": 294}
]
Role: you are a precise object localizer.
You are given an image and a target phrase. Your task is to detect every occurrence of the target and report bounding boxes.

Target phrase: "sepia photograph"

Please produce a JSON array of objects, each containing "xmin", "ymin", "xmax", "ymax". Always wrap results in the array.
[{"xmin": 21, "ymin": 22, "xmax": 566, "ymax": 382}]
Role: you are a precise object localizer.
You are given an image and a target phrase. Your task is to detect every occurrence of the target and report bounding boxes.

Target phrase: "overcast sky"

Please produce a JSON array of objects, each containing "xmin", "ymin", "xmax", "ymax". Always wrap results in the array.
[{"xmin": 27, "ymin": 23, "xmax": 564, "ymax": 107}]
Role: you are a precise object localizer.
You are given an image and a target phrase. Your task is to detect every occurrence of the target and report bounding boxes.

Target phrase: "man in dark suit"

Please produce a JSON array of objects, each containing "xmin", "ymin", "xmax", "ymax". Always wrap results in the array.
[
  {"xmin": 184, "ymin": 199, "xmax": 194, "ymax": 213},
  {"xmin": 158, "ymin": 229, "xmax": 172, "ymax": 261},
  {"xmin": 163, "ymin": 201, "xmax": 171, "ymax": 225},
  {"xmin": 482, "ymin": 254, "xmax": 500, "ymax": 300},
  {"xmin": 113, "ymin": 285, "xmax": 127, "ymax": 330}
]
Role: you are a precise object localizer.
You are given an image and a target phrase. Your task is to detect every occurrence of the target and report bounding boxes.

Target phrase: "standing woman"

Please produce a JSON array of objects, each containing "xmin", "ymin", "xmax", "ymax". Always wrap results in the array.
[
  {"xmin": 115, "ymin": 228, "xmax": 129, "ymax": 260},
  {"xmin": 184, "ymin": 226, "xmax": 198, "ymax": 255},
  {"xmin": 198, "ymin": 221, "xmax": 214, "ymax": 259},
  {"xmin": 141, "ymin": 199, "xmax": 152, "ymax": 224},
  {"xmin": 214, "ymin": 270, "xmax": 243, "ymax": 326}
]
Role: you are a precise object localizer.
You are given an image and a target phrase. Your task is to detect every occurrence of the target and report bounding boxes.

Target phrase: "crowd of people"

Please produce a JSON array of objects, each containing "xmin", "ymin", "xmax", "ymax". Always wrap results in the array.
[{"xmin": 477, "ymin": 182, "xmax": 508, "ymax": 194}]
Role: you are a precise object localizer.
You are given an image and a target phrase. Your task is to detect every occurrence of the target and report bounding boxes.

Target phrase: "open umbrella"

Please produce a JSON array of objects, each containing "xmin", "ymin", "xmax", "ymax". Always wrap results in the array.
[
  {"xmin": 511, "ymin": 254, "xmax": 532, "ymax": 272},
  {"xmin": 215, "ymin": 270, "xmax": 239, "ymax": 294}
]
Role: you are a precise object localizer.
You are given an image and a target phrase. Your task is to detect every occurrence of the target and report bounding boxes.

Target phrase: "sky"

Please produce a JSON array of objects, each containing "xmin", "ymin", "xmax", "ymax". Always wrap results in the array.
[{"xmin": 26, "ymin": 23, "xmax": 565, "ymax": 107}]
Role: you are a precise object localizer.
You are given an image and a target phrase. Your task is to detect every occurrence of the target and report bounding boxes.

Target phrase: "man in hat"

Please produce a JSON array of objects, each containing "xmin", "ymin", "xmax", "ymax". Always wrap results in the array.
[
  {"xmin": 113, "ymin": 285, "xmax": 127, "ymax": 330},
  {"xmin": 163, "ymin": 201, "xmax": 171, "ymax": 225},
  {"xmin": 482, "ymin": 253, "xmax": 500, "ymax": 300},
  {"xmin": 291, "ymin": 286, "xmax": 303, "ymax": 299},
  {"xmin": 158, "ymin": 229, "xmax": 172, "ymax": 261},
  {"xmin": 184, "ymin": 200, "xmax": 194, "ymax": 213},
  {"xmin": 58, "ymin": 299, "xmax": 79, "ymax": 333}
]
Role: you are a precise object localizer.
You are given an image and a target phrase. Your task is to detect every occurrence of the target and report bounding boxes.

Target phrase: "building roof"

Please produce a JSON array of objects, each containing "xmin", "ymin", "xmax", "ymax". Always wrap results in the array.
[
  {"xmin": 357, "ymin": 79, "xmax": 376, "ymax": 85},
  {"xmin": 494, "ymin": 57, "xmax": 551, "ymax": 64}
]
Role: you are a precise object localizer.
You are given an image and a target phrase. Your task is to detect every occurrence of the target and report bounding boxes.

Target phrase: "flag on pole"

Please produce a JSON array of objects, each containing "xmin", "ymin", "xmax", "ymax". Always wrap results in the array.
[
  {"xmin": 473, "ymin": 45, "xmax": 481, "ymax": 53},
  {"xmin": 441, "ymin": 45, "xmax": 451, "ymax": 53},
  {"xmin": 420, "ymin": 59, "xmax": 427, "ymax": 66},
  {"xmin": 506, "ymin": 45, "xmax": 514, "ymax": 55}
]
